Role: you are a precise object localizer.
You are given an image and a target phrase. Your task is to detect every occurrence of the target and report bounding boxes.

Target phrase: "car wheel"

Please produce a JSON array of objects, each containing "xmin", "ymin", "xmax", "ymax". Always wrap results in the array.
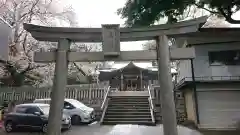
[
  {"xmin": 71, "ymin": 115, "xmax": 81, "ymax": 125},
  {"xmin": 5, "ymin": 121, "xmax": 15, "ymax": 133},
  {"xmin": 42, "ymin": 123, "xmax": 48, "ymax": 133}
]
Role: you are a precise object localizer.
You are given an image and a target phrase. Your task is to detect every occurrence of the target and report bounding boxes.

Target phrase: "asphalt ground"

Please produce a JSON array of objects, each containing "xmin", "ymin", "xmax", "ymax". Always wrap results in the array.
[{"xmin": 0, "ymin": 123, "xmax": 239, "ymax": 135}]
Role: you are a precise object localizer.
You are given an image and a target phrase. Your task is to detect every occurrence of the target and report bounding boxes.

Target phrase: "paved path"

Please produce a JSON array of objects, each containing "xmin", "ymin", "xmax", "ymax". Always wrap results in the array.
[
  {"xmin": 0, "ymin": 124, "xmax": 203, "ymax": 135},
  {"xmin": 1, "ymin": 124, "xmax": 239, "ymax": 135}
]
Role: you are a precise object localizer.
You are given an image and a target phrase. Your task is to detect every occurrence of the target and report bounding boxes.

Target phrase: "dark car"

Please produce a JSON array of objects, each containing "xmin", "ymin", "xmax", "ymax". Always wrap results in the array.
[{"xmin": 4, "ymin": 103, "xmax": 71, "ymax": 133}]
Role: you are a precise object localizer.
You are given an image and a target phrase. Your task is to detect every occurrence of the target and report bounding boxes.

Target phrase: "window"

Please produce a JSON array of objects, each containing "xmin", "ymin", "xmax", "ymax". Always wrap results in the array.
[
  {"xmin": 63, "ymin": 101, "xmax": 75, "ymax": 109},
  {"xmin": 67, "ymin": 100, "xmax": 86, "ymax": 109},
  {"xmin": 25, "ymin": 107, "xmax": 41, "ymax": 114},
  {"xmin": 152, "ymin": 60, "xmax": 157, "ymax": 67},
  {"xmin": 15, "ymin": 106, "xmax": 27, "ymax": 113},
  {"xmin": 39, "ymin": 106, "xmax": 50, "ymax": 115},
  {"xmin": 209, "ymin": 50, "xmax": 240, "ymax": 65}
]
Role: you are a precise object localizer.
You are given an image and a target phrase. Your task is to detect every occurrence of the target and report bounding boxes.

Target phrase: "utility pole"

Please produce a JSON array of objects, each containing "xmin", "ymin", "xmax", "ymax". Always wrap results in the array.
[
  {"xmin": 47, "ymin": 39, "xmax": 70, "ymax": 135},
  {"xmin": 156, "ymin": 35, "xmax": 178, "ymax": 135}
]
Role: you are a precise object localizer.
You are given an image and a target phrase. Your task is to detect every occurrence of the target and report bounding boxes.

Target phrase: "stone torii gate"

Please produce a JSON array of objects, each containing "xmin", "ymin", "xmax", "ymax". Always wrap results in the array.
[{"xmin": 24, "ymin": 16, "xmax": 207, "ymax": 135}]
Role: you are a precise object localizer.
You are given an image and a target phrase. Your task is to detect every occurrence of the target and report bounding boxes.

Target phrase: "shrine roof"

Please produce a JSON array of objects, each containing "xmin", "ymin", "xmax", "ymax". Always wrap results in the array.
[{"xmin": 98, "ymin": 61, "xmax": 177, "ymax": 74}]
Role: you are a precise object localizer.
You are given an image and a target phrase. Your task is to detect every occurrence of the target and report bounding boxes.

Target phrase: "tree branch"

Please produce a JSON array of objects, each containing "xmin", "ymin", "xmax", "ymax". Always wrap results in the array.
[
  {"xmin": 218, "ymin": 7, "xmax": 240, "ymax": 24},
  {"xmin": 20, "ymin": 63, "xmax": 46, "ymax": 75},
  {"xmin": 73, "ymin": 62, "xmax": 87, "ymax": 76},
  {"xmin": 194, "ymin": 3, "xmax": 219, "ymax": 14},
  {"xmin": 225, "ymin": 17, "xmax": 240, "ymax": 24}
]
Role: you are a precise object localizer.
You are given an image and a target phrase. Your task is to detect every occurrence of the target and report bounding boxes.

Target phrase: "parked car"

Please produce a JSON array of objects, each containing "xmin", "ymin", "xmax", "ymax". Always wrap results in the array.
[
  {"xmin": 4, "ymin": 103, "xmax": 71, "ymax": 133},
  {"xmin": 33, "ymin": 98, "xmax": 95, "ymax": 125}
]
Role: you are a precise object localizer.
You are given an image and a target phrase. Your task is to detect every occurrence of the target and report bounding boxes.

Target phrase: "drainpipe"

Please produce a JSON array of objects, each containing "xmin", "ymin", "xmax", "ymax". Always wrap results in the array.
[{"xmin": 190, "ymin": 59, "xmax": 200, "ymax": 124}]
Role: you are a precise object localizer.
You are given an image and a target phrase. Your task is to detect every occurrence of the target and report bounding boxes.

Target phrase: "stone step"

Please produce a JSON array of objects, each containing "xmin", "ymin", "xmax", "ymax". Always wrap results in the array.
[
  {"xmin": 110, "ymin": 100, "xmax": 149, "ymax": 102},
  {"xmin": 110, "ymin": 100, "xmax": 148, "ymax": 102},
  {"xmin": 109, "ymin": 101, "xmax": 149, "ymax": 104},
  {"xmin": 104, "ymin": 115, "xmax": 152, "ymax": 118},
  {"xmin": 107, "ymin": 107, "xmax": 150, "ymax": 110},
  {"xmin": 101, "ymin": 95, "xmax": 157, "ymax": 126},
  {"xmin": 111, "ymin": 96, "xmax": 148, "ymax": 99},
  {"xmin": 111, "ymin": 98, "xmax": 148, "ymax": 101},
  {"xmin": 106, "ymin": 111, "xmax": 151, "ymax": 115},
  {"xmin": 104, "ymin": 117, "xmax": 152, "ymax": 121},
  {"xmin": 107, "ymin": 107, "xmax": 150, "ymax": 112},
  {"xmin": 111, "ymin": 97, "xmax": 149, "ymax": 99},
  {"xmin": 108, "ymin": 105, "xmax": 150, "ymax": 109},
  {"xmin": 108, "ymin": 103, "xmax": 149, "ymax": 106},
  {"xmin": 102, "ymin": 121, "xmax": 155, "ymax": 126}
]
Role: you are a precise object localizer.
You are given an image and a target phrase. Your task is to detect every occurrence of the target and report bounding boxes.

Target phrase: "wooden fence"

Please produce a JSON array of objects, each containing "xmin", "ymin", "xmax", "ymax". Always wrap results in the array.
[
  {"xmin": 0, "ymin": 85, "xmax": 107, "ymax": 107},
  {"xmin": 0, "ymin": 85, "xmax": 186, "ymax": 122},
  {"xmin": 0, "ymin": 85, "xmax": 108, "ymax": 120}
]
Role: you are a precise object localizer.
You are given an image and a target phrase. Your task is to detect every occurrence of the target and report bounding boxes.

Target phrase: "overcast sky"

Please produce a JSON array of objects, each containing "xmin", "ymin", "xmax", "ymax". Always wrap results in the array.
[
  {"xmin": 64, "ymin": 0, "xmax": 240, "ymax": 50},
  {"xmin": 63, "ymin": 0, "xmax": 145, "ymax": 51}
]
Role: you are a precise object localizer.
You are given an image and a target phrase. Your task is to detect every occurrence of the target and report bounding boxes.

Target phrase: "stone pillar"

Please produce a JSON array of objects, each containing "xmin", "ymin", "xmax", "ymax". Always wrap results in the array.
[
  {"xmin": 47, "ymin": 39, "xmax": 70, "ymax": 135},
  {"xmin": 156, "ymin": 35, "xmax": 178, "ymax": 135}
]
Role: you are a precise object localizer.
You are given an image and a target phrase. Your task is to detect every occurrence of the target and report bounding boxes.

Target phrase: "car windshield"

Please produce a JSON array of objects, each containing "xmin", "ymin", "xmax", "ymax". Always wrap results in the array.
[
  {"xmin": 68, "ymin": 100, "xmax": 88, "ymax": 109},
  {"xmin": 39, "ymin": 105, "xmax": 50, "ymax": 115}
]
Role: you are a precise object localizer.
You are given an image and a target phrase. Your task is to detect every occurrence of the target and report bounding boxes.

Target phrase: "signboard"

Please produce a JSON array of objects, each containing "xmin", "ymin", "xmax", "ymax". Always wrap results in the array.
[{"xmin": 102, "ymin": 24, "xmax": 120, "ymax": 57}]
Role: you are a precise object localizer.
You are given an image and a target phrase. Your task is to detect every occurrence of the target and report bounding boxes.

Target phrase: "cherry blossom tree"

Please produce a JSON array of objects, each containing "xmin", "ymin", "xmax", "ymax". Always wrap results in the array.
[{"xmin": 0, "ymin": 0, "xmax": 78, "ymax": 87}]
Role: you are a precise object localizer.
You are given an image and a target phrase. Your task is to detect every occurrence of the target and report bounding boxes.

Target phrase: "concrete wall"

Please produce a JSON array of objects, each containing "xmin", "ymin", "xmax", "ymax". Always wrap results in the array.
[
  {"xmin": 177, "ymin": 60, "xmax": 192, "ymax": 82},
  {"xmin": 177, "ymin": 42, "xmax": 240, "ymax": 82}
]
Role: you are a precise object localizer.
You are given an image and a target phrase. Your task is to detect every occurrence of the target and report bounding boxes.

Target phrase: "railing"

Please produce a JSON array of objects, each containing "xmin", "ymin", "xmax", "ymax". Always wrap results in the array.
[
  {"xmin": 101, "ymin": 86, "xmax": 111, "ymax": 110},
  {"xmin": 147, "ymin": 85, "xmax": 155, "ymax": 123},
  {"xmin": 100, "ymin": 86, "xmax": 111, "ymax": 124},
  {"xmin": 99, "ymin": 97, "xmax": 109, "ymax": 124}
]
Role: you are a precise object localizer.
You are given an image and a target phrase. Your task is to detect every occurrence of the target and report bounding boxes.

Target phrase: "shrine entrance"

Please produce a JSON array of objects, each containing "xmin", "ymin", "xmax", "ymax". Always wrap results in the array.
[
  {"xmin": 24, "ymin": 16, "xmax": 207, "ymax": 135},
  {"xmin": 126, "ymin": 78, "xmax": 138, "ymax": 91},
  {"xmin": 99, "ymin": 61, "xmax": 158, "ymax": 91}
]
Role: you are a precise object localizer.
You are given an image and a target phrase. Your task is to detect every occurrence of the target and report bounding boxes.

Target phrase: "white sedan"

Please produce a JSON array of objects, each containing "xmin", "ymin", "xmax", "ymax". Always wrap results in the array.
[{"xmin": 33, "ymin": 98, "xmax": 95, "ymax": 125}]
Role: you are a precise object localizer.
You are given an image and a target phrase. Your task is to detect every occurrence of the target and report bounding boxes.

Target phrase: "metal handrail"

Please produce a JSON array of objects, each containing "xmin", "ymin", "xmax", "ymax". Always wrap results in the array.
[
  {"xmin": 148, "ymin": 85, "xmax": 154, "ymax": 110},
  {"xmin": 100, "ymin": 98, "xmax": 109, "ymax": 124},
  {"xmin": 147, "ymin": 85, "xmax": 155, "ymax": 123},
  {"xmin": 101, "ymin": 86, "xmax": 111, "ymax": 110}
]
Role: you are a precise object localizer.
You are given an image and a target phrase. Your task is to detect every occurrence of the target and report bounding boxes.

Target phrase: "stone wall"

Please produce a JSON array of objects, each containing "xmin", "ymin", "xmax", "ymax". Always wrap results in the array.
[{"xmin": 153, "ymin": 87, "xmax": 187, "ymax": 124}]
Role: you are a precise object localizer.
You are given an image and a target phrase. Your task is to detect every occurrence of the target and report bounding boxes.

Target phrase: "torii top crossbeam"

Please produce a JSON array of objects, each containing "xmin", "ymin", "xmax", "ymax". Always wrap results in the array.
[{"xmin": 23, "ymin": 16, "xmax": 207, "ymax": 42}]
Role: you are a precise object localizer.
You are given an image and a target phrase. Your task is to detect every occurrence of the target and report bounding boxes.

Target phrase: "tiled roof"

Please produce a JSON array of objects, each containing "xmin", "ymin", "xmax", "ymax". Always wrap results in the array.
[{"xmin": 99, "ymin": 61, "xmax": 177, "ymax": 73}]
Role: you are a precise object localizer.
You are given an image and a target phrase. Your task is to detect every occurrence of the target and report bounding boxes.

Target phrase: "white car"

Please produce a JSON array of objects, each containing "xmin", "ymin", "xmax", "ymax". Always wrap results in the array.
[{"xmin": 33, "ymin": 98, "xmax": 95, "ymax": 125}]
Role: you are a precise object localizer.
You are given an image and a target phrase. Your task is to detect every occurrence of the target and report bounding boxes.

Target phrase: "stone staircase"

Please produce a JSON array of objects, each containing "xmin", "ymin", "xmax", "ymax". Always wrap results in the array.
[{"xmin": 102, "ymin": 96, "xmax": 155, "ymax": 125}]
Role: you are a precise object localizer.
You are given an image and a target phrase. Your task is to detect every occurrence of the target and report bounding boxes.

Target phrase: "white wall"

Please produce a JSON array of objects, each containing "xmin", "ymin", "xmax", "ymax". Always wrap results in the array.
[
  {"xmin": 177, "ymin": 42, "xmax": 240, "ymax": 82},
  {"xmin": 177, "ymin": 60, "xmax": 192, "ymax": 82}
]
